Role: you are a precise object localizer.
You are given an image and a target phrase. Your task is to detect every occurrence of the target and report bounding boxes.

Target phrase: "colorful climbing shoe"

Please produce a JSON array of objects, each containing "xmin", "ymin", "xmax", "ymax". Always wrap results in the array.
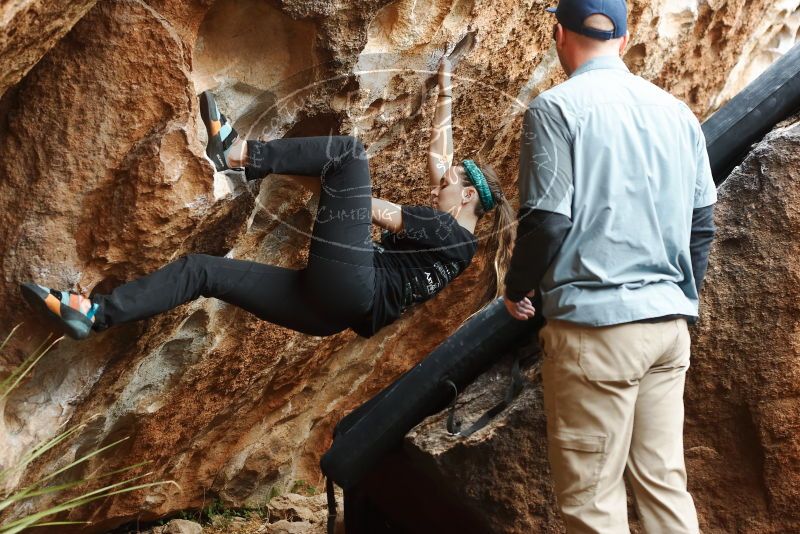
[
  {"xmin": 19, "ymin": 283, "xmax": 98, "ymax": 340},
  {"xmin": 199, "ymin": 90, "xmax": 240, "ymax": 172}
]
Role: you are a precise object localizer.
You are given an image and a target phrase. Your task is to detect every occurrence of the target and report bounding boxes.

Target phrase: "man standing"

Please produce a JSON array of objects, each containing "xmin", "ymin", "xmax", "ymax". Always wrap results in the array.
[{"xmin": 503, "ymin": 0, "xmax": 717, "ymax": 532}]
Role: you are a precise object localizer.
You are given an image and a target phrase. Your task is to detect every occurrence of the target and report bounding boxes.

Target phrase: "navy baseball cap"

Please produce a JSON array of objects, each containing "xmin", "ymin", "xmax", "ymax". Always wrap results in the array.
[{"xmin": 546, "ymin": 0, "xmax": 627, "ymax": 40}]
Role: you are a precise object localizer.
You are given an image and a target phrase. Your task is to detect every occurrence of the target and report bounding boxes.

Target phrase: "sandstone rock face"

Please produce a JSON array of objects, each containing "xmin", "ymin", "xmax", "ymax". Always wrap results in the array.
[
  {"xmin": 686, "ymin": 113, "xmax": 800, "ymax": 532},
  {"xmin": 0, "ymin": 0, "xmax": 797, "ymax": 532},
  {"xmin": 0, "ymin": 0, "xmax": 98, "ymax": 99},
  {"xmin": 402, "ymin": 114, "xmax": 800, "ymax": 533}
]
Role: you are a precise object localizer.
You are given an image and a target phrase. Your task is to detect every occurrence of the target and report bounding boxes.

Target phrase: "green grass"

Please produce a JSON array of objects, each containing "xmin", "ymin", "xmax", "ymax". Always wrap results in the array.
[
  {"xmin": 0, "ymin": 324, "xmax": 178, "ymax": 533},
  {"xmin": 0, "ymin": 323, "xmax": 323, "ymax": 533}
]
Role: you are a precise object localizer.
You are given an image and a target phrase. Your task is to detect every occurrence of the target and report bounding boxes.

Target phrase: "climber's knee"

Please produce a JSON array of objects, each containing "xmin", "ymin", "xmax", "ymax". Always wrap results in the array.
[
  {"xmin": 346, "ymin": 136, "xmax": 366, "ymax": 159},
  {"xmin": 325, "ymin": 136, "xmax": 364, "ymax": 165},
  {"xmin": 181, "ymin": 253, "xmax": 215, "ymax": 298},
  {"xmin": 323, "ymin": 136, "xmax": 368, "ymax": 186}
]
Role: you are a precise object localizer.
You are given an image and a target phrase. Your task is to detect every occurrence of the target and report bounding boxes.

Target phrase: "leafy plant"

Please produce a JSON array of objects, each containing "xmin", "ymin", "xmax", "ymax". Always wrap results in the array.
[{"xmin": 0, "ymin": 324, "xmax": 179, "ymax": 533}]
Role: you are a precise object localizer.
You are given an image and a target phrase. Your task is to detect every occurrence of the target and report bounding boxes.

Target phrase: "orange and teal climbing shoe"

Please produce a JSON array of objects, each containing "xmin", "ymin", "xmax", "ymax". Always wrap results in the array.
[
  {"xmin": 199, "ymin": 90, "xmax": 240, "ymax": 172},
  {"xmin": 19, "ymin": 283, "xmax": 98, "ymax": 340}
]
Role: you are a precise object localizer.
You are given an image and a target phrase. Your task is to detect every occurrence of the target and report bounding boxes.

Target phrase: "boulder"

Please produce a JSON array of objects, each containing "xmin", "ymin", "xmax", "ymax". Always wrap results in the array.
[
  {"xmin": 0, "ymin": 0, "xmax": 97, "ymax": 99},
  {"xmin": 0, "ymin": 0, "xmax": 797, "ymax": 531}
]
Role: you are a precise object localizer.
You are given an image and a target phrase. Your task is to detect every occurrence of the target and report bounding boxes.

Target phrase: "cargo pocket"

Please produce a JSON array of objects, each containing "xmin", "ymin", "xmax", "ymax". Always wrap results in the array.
[{"xmin": 550, "ymin": 431, "xmax": 608, "ymax": 507}]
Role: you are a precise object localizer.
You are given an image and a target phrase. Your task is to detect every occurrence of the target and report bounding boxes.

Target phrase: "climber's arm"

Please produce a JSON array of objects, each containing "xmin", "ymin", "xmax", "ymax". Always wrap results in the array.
[
  {"xmin": 428, "ymin": 59, "xmax": 454, "ymax": 187},
  {"xmin": 275, "ymin": 176, "xmax": 402, "ymax": 232},
  {"xmin": 372, "ymin": 197, "xmax": 403, "ymax": 233}
]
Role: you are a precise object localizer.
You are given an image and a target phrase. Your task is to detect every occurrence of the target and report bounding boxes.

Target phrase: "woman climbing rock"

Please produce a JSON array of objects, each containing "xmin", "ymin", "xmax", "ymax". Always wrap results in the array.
[{"xmin": 20, "ymin": 58, "xmax": 516, "ymax": 340}]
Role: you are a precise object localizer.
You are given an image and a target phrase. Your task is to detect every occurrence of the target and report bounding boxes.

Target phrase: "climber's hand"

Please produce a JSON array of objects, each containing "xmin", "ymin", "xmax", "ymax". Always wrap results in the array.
[{"xmin": 503, "ymin": 291, "xmax": 536, "ymax": 321}]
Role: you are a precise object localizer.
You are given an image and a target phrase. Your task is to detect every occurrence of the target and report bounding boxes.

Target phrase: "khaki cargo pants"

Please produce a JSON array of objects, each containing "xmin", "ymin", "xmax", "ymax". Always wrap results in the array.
[{"xmin": 539, "ymin": 318, "xmax": 699, "ymax": 534}]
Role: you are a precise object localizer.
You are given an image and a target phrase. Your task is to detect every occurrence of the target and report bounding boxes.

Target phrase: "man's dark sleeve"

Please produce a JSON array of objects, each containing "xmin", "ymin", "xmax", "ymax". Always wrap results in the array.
[
  {"xmin": 504, "ymin": 207, "xmax": 572, "ymax": 303},
  {"xmin": 690, "ymin": 204, "xmax": 716, "ymax": 295}
]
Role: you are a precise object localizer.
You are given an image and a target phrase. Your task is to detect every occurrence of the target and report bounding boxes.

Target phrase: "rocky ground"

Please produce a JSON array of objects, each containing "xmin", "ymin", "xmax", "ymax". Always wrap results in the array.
[{"xmin": 113, "ymin": 491, "xmax": 334, "ymax": 534}]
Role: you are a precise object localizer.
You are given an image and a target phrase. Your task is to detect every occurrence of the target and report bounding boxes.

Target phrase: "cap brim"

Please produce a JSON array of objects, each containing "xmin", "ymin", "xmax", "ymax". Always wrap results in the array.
[{"xmin": 545, "ymin": 7, "xmax": 557, "ymax": 12}]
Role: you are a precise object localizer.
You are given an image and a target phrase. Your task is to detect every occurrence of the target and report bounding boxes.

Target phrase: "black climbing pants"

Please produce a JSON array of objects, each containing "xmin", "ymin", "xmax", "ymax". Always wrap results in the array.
[{"xmin": 91, "ymin": 136, "xmax": 376, "ymax": 337}]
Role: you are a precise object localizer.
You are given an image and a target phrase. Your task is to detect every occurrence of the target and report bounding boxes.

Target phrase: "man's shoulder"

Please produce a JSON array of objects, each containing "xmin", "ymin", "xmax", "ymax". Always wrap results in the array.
[
  {"xmin": 527, "ymin": 75, "xmax": 701, "ymax": 140},
  {"xmin": 535, "ymin": 73, "xmax": 693, "ymax": 114},
  {"xmin": 530, "ymin": 87, "xmax": 576, "ymax": 117},
  {"xmin": 672, "ymin": 98, "xmax": 702, "ymax": 128},
  {"xmin": 645, "ymin": 86, "xmax": 703, "ymax": 138},
  {"xmin": 527, "ymin": 90, "xmax": 579, "ymax": 133},
  {"xmin": 639, "ymin": 78, "xmax": 696, "ymax": 113},
  {"xmin": 623, "ymin": 76, "xmax": 701, "ymax": 125}
]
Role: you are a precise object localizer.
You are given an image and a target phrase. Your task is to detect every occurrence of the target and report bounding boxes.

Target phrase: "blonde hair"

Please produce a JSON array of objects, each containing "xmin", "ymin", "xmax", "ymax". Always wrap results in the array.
[{"xmin": 458, "ymin": 160, "xmax": 516, "ymax": 302}]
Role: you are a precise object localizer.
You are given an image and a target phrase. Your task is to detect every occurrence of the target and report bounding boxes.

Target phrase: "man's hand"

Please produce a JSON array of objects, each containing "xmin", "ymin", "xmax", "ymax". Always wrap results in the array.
[{"xmin": 503, "ymin": 290, "xmax": 536, "ymax": 321}]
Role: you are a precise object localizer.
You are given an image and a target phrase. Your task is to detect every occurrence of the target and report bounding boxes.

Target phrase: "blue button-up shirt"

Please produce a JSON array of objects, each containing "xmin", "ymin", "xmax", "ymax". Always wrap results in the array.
[{"xmin": 518, "ymin": 54, "xmax": 717, "ymax": 326}]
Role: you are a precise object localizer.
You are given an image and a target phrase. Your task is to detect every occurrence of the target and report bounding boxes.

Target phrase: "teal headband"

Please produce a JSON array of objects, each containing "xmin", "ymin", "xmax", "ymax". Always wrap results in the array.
[{"xmin": 461, "ymin": 159, "xmax": 495, "ymax": 211}]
